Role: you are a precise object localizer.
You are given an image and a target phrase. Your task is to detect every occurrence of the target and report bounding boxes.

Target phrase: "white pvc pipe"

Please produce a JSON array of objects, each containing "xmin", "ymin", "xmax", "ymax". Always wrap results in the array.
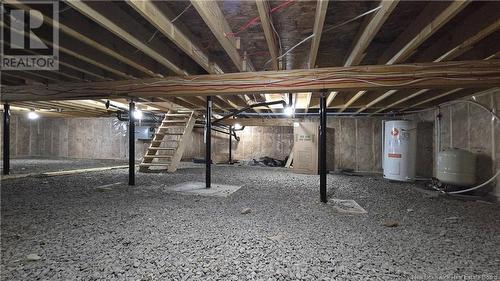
[{"xmin": 446, "ymin": 170, "xmax": 500, "ymax": 194}]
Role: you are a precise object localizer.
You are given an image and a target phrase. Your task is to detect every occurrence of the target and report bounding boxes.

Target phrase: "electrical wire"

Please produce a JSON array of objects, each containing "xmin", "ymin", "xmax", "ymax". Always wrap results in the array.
[
  {"xmin": 225, "ymin": 0, "xmax": 295, "ymax": 37},
  {"xmin": 269, "ymin": 8, "xmax": 283, "ymax": 70},
  {"xmin": 171, "ymin": 3, "xmax": 192, "ymax": 23},
  {"xmin": 3, "ymin": 61, "xmax": 498, "ymax": 100},
  {"xmin": 147, "ymin": 30, "xmax": 160, "ymax": 43},
  {"xmin": 263, "ymin": 5, "xmax": 382, "ymax": 68},
  {"xmin": 4, "ymin": 75, "xmax": 499, "ymax": 99},
  {"xmin": 58, "ymin": 5, "xmax": 72, "ymax": 13},
  {"xmin": 132, "ymin": 3, "xmax": 191, "ymax": 53}
]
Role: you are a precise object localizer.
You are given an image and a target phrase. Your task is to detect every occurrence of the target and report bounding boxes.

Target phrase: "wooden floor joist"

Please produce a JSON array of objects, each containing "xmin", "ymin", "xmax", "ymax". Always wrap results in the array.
[
  {"xmin": 191, "ymin": 0, "xmax": 269, "ymax": 112},
  {"xmin": 304, "ymin": 0, "xmax": 329, "ymax": 113},
  {"xmin": 340, "ymin": 0, "xmax": 469, "ymax": 113}
]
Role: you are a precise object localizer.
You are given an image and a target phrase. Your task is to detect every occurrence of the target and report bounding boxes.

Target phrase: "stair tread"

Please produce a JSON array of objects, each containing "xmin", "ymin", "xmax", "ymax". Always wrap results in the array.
[
  {"xmin": 158, "ymin": 126, "xmax": 186, "ymax": 129},
  {"xmin": 165, "ymin": 113, "xmax": 191, "ymax": 117},
  {"xmin": 141, "ymin": 112, "xmax": 194, "ymax": 173},
  {"xmin": 163, "ymin": 132, "xmax": 184, "ymax": 135},
  {"xmin": 144, "ymin": 155, "xmax": 173, "ymax": 158},
  {"xmin": 163, "ymin": 120, "xmax": 188, "ymax": 123},
  {"xmin": 151, "ymin": 139, "xmax": 180, "ymax": 142}
]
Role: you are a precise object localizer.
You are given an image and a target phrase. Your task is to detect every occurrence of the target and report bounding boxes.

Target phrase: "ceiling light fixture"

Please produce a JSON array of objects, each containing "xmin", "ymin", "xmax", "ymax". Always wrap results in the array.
[
  {"xmin": 27, "ymin": 111, "xmax": 39, "ymax": 120},
  {"xmin": 132, "ymin": 109, "xmax": 143, "ymax": 120},
  {"xmin": 284, "ymin": 106, "xmax": 294, "ymax": 116},
  {"xmin": 234, "ymin": 123, "xmax": 243, "ymax": 130}
]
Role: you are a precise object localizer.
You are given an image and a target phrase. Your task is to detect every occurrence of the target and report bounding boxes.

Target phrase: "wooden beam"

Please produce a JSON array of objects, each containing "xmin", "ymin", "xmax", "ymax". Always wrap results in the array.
[
  {"xmin": 435, "ymin": 21, "xmax": 500, "ymax": 62},
  {"xmin": 1, "ymin": 74, "xmax": 26, "ymax": 85},
  {"xmin": 9, "ymin": 0, "xmax": 163, "ymax": 77},
  {"xmin": 370, "ymin": 49, "xmax": 499, "ymax": 115},
  {"xmin": 429, "ymin": 87, "xmax": 500, "ymax": 107},
  {"xmin": 8, "ymin": 104, "xmax": 102, "ymax": 117},
  {"xmin": 3, "ymin": 59, "xmax": 500, "ymax": 102},
  {"xmin": 414, "ymin": 2, "xmax": 500, "ymax": 62},
  {"xmin": 4, "ymin": 71, "xmax": 61, "ymax": 84},
  {"xmin": 127, "ymin": 0, "xmax": 244, "ymax": 112},
  {"xmin": 10, "ymin": 101, "xmax": 109, "ymax": 117},
  {"xmin": 355, "ymin": 90, "xmax": 398, "ymax": 113},
  {"xmin": 191, "ymin": 0, "xmax": 248, "ymax": 72},
  {"xmin": 381, "ymin": 0, "xmax": 469, "ymax": 65},
  {"xmin": 371, "ymin": 89, "xmax": 430, "ymax": 114},
  {"xmin": 333, "ymin": 1, "xmax": 398, "ymax": 112},
  {"xmin": 8, "ymin": 48, "xmax": 101, "ymax": 82},
  {"xmin": 326, "ymin": 91, "xmax": 338, "ymax": 107},
  {"xmin": 34, "ymin": 0, "xmax": 205, "ymax": 110},
  {"xmin": 32, "ymin": 67, "xmax": 85, "ymax": 83},
  {"xmin": 194, "ymin": 96, "xmax": 227, "ymax": 112},
  {"xmin": 7, "ymin": 1, "xmax": 161, "ymax": 78},
  {"xmin": 221, "ymin": 118, "xmax": 299, "ymax": 127},
  {"xmin": 66, "ymin": 1, "xmax": 187, "ymax": 76},
  {"xmin": 401, "ymin": 88, "xmax": 500, "ymax": 111},
  {"xmin": 340, "ymin": 0, "xmax": 469, "ymax": 113},
  {"xmin": 344, "ymin": 0, "xmax": 399, "ymax": 67},
  {"xmin": 308, "ymin": 0, "xmax": 329, "ymax": 69},
  {"xmin": 159, "ymin": 97, "xmax": 196, "ymax": 111},
  {"xmin": 190, "ymin": 0, "xmax": 269, "ymax": 112},
  {"xmin": 30, "ymin": 101, "xmax": 109, "ymax": 116},
  {"xmin": 305, "ymin": 0, "xmax": 329, "ymax": 112},
  {"xmin": 359, "ymin": 5, "xmax": 500, "ymax": 114},
  {"xmin": 401, "ymin": 88, "xmax": 463, "ymax": 110},
  {"xmin": 127, "ymin": 0, "xmax": 223, "ymax": 75},
  {"xmin": 256, "ymin": 0, "xmax": 280, "ymax": 71},
  {"xmin": 2, "ymin": 72, "xmax": 45, "ymax": 85},
  {"xmin": 1, "ymin": 20, "xmax": 133, "ymax": 81}
]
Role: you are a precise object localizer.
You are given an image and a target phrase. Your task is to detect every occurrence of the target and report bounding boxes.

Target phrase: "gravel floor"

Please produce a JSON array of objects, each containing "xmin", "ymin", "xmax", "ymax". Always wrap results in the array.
[
  {"xmin": 1, "ymin": 164, "xmax": 499, "ymax": 280},
  {"xmin": 0, "ymin": 158, "xmax": 128, "ymax": 175}
]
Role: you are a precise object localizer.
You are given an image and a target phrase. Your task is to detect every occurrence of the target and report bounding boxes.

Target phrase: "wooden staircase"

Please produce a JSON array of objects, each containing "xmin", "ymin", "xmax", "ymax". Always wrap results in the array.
[{"xmin": 139, "ymin": 111, "xmax": 196, "ymax": 172}]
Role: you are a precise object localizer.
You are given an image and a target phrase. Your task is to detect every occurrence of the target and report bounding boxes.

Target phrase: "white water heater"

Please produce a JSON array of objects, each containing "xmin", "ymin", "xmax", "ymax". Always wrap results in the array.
[{"xmin": 382, "ymin": 120, "xmax": 417, "ymax": 182}]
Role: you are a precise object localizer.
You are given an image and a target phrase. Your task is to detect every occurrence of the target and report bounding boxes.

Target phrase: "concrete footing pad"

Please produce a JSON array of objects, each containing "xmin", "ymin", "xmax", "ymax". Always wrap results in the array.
[
  {"xmin": 328, "ymin": 199, "xmax": 367, "ymax": 214},
  {"xmin": 168, "ymin": 181, "xmax": 242, "ymax": 197}
]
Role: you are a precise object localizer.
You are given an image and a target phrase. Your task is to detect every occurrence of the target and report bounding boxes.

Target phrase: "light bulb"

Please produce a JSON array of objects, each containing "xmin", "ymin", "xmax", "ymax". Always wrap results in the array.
[
  {"xmin": 284, "ymin": 106, "xmax": 294, "ymax": 116},
  {"xmin": 132, "ymin": 109, "xmax": 142, "ymax": 120},
  {"xmin": 27, "ymin": 111, "xmax": 39, "ymax": 120}
]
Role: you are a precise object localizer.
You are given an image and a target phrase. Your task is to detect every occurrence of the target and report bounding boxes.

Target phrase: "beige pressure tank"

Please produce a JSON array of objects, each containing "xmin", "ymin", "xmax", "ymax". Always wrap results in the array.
[{"xmin": 436, "ymin": 148, "xmax": 476, "ymax": 186}]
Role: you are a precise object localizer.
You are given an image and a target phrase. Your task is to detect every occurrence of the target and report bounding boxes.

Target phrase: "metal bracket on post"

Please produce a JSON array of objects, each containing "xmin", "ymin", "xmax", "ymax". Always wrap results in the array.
[
  {"xmin": 319, "ymin": 90, "xmax": 328, "ymax": 203},
  {"xmin": 206, "ymin": 96, "xmax": 212, "ymax": 188},
  {"xmin": 129, "ymin": 99, "xmax": 135, "ymax": 186},
  {"xmin": 3, "ymin": 103, "xmax": 10, "ymax": 175}
]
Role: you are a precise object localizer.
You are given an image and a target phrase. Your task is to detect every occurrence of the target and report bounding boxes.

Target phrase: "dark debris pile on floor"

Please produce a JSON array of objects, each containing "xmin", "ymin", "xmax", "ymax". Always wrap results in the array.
[{"xmin": 1, "ymin": 163, "xmax": 499, "ymax": 280}]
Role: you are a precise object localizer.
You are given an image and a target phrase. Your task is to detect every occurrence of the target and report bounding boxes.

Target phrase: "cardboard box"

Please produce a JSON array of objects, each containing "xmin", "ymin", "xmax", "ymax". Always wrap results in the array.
[{"xmin": 293, "ymin": 122, "xmax": 319, "ymax": 174}]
